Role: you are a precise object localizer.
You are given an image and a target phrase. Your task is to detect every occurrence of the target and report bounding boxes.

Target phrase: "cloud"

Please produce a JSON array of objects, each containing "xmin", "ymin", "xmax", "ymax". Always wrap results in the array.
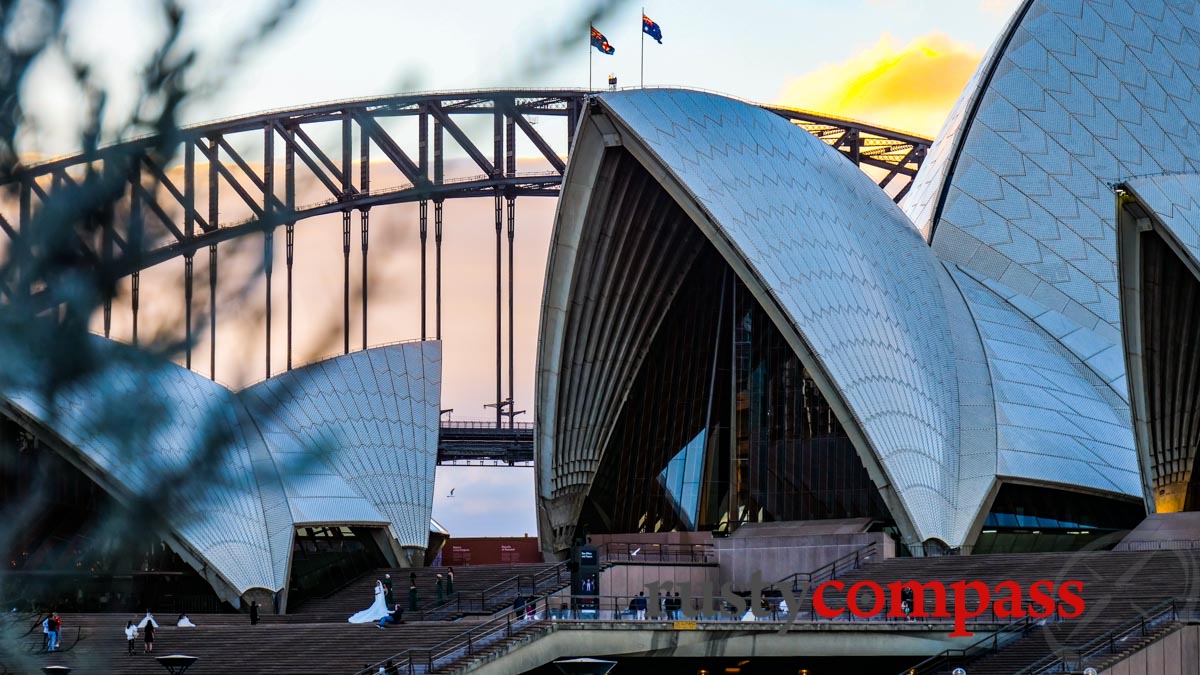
[
  {"xmin": 777, "ymin": 32, "xmax": 983, "ymax": 138},
  {"xmin": 980, "ymin": 0, "xmax": 1020, "ymax": 17}
]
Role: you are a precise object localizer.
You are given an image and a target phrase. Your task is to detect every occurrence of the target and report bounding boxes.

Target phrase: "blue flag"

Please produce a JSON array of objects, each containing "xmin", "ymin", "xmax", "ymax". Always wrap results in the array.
[
  {"xmin": 591, "ymin": 26, "xmax": 615, "ymax": 55},
  {"xmin": 642, "ymin": 14, "xmax": 662, "ymax": 44}
]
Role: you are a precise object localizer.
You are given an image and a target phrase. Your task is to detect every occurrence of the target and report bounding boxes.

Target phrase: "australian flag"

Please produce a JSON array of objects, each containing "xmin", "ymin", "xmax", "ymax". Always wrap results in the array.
[
  {"xmin": 642, "ymin": 14, "xmax": 662, "ymax": 44},
  {"xmin": 591, "ymin": 26, "xmax": 615, "ymax": 55}
]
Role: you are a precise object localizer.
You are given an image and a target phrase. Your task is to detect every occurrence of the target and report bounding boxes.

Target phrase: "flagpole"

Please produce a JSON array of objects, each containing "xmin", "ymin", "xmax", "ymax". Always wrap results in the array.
[
  {"xmin": 589, "ymin": 26, "xmax": 593, "ymax": 92},
  {"xmin": 640, "ymin": 8, "xmax": 645, "ymax": 88}
]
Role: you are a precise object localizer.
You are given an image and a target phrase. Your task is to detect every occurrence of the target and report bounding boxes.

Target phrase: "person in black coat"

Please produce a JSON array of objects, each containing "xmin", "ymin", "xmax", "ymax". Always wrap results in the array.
[
  {"xmin": 250, "ymin": 600, "xmax": 260, "ymax": 626},
  {"xmin": 407, "ymin": 582, "xmax": 418, "ymax": 611}
]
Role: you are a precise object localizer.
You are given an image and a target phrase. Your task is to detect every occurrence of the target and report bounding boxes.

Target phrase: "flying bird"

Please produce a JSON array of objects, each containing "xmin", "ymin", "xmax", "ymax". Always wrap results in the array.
[{"xmin": 446, "ymin": 488, "xmax": 455, "ymax": 498}]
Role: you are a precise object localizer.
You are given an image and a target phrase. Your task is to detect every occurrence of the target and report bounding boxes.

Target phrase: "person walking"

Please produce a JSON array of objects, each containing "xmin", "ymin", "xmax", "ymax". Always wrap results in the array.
[
  {"xmin": 446, "ymin": 567, "xmax": 455, "ymax": 596},
  {"xmin": 142, "ymin": 617, "xmax": 155, "ymax": 653},
  {"xmin": 634, "ymin": 592, "xmax": 647, "ymax": 620},
  {"xmin": 407, "ymin": 580, "xmax": 418, "ymax": 612},
  {"xmin": 46, "ymin": 612, "xmax": 60, "ymax": 652},
  {"xmin": 124, "ymin": 621, "xmax": 138, "ymax": 656},
  {"xmin": 41, "ymin": 616, "xmax": 49, "ymax": 651},
  {"xmin": 901, "ymin": 586, "xmax": 915, "ymax": 621},
  {"xmin": 250, "ymin": 600, "xmax": 260, "ymax": 625},
  {"xmin": 435, "ymin": 574, "xmax": 444, "ymax": 606}
]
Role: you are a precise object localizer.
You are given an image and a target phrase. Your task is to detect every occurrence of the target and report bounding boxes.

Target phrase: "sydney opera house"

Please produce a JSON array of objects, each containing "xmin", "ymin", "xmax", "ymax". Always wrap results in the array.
[
  {"xmin": 0, "ymin": 341, "xmax": 441, "ymax": 612},
  {"xmin": 4, "ymin": 0, "xmax": 1200, "ymax": 631},
  {"xmin": 535, "ymin": 0, "xmax": 1200, "ymax": 560}
]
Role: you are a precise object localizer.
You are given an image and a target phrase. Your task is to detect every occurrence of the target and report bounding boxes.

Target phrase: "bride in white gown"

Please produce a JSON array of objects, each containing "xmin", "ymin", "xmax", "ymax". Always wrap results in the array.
[{"xmin": 348, "ymin": 580, "xmax": 390, "ymax": 623}]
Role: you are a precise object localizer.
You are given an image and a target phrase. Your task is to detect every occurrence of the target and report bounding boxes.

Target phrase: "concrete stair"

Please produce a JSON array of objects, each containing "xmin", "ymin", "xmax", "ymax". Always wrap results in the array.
[
  {"xmin": 292, "ymin": 562, "xmax": 566, "ymax": 622},
  {"xmin": 813, "ymin": 549, "xmax": 1200, "ymax": 674},
  {"xmin": 9, "ymin": 614, "xmax": 467, "ymax": 674}
]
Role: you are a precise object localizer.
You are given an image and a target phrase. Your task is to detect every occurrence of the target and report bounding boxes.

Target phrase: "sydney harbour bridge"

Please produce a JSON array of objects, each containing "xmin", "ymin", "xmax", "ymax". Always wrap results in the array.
[{"xmin": 0, "ymin": 88, "xmax": 930, "ymax": 466}]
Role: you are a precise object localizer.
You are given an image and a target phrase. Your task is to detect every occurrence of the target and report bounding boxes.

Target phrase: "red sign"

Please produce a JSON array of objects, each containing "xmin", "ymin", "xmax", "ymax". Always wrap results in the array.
[{"xmin": 442, "ymin": 537, "xmax": 542, "ymax": 566}]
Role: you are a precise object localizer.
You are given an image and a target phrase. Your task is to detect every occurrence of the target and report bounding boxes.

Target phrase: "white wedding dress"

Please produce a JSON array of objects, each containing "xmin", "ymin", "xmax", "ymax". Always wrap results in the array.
[{"xmin": 348, "ymin": 582, "xmax": 390, "ymax": 623}]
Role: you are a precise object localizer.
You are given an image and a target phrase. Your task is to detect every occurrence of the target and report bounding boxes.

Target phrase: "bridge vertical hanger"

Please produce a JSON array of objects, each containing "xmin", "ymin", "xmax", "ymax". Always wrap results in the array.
[
  {"xmin": 208, "ymin": 136, "xmax": 219, "ymax": 382},
  {"xmin": 131, "ymin": 272, "xmax": 140, "ymax": 346},
  {"xmin": 419, "ymin": 105, "xmax": 429, "ymax": 341},
  {"xmin": 16, "ymin": 178, "xmax": 29, "ymax": 298},
  {"xmin": 434, "ymin": 117, "xmax": 444, "ymax": 342},
  {"xmin": 129, "ymin": 162, "xmax": 143, "ymax": 347},
  {"xmin": 100, "ymin": 204, "xmax": 113, "ymax": 339},
  {"xmin": 183, "ymin": 143, "xmax": 195, "ymax": 370},
  {"xmin": 342, "ymin": 113, "xmax": 352, "ymax": 355},
  {"xmin": 285, "ymin": 124, "xmax": 296, "ymax": 371},
  {"xmin": 263, "ymin": 124, "xmax": 275, "ymax": 379},
  {"xmin": 360, "ymin": 124, "xmax": 370, "ymax": 350},
  {"xmin": 494, "ymin": 106, "xmax": 504, "ymax": 429},
  {"xmin": 506, "ymin": 108, "xmax": 516, "ymax": 429}
]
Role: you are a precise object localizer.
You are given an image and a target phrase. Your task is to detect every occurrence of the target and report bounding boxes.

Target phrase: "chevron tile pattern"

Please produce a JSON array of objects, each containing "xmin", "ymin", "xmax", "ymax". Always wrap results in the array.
[
  {"xmin": 909, "ymin": 0, "xmax": 1200, "ymax": 389},
  {"xmin": 2, "ymin": 339, "xmax": 441, "ymax": 600},
  {"xmin": 598, "ymin": 89, "xmax": 966, "ymax": 545},
  {"xmin": 1124, "ymin": 173, "xmax": 1200, "ymax": 267},
  {"xmin": 243, "ymin": 341, "xmax": 441, "ymax": 550},
  {"xmin": 950, "ymin": 266, "xmax": 1141, "ymax": 497}
]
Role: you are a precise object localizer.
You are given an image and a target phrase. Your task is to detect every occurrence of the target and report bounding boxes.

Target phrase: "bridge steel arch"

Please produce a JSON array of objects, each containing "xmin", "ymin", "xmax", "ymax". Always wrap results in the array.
[{"xmin": 0, "ymin": 88, "xmax": 930, "ymax": 424}]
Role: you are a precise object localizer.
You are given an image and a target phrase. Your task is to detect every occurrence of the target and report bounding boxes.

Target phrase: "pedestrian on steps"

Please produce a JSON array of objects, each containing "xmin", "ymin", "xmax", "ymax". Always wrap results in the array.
[
  {"xmin": 142, "ymin": 617, "xmax": 155, "ymax": 653},
  {"xmin": 435, "ymin": 574, "xmax": 444, "ymax": 606},
  {"xmin": 250, "ymin": 600, "xmax": 260, "ymax": 626},
  {"xmin": 124, "ymin": 621, "xmax": 138, "ymax": 656},
  {"xmin": 408, "ymin": 581, "xmax": 418, "ymax": 612}
]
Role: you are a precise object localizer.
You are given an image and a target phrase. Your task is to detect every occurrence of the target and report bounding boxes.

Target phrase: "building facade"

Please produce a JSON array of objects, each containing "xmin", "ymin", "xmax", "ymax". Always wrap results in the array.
[
  {"xmin": 535, "ymin": 0, "xmax": 1199, "ymax": 557},
  {"xmin": 0, "ymin": 339, "xmax": 441, "ymax": 611}
]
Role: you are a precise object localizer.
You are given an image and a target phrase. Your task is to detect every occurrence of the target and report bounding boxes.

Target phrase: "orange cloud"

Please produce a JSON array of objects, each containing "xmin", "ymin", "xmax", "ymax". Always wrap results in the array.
[{"xmin": 777, "ymin": 32, "xmax": 983, "ymax": 138}]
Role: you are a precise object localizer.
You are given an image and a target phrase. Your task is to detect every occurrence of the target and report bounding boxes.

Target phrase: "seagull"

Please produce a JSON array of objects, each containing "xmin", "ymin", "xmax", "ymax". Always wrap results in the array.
[
  {"xmin": 446, "ymin": 488, "xmax": 456, "ymax": 498},
  {"xmin": 631, "ymin": 547, "xmax": 641, "ymax": 557}
]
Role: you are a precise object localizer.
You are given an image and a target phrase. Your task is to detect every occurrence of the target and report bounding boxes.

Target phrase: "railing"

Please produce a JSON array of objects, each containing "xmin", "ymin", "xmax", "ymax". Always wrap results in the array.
[
  {"xmin": 439, "ymin": 419, "xmax": 534, "ymax": 430},
  {"xmin": 1117, "ymin": 539, "xmax": 1200, "ymax": 551},
  {"xmin": 358, "ymin": 586, "xmax": 1020, "ymax": 675},
  {"xmin": 899, "ymin": 614, "xmax": 1053, "ymax": 675},
  {"xmin": 770, "ymin": 541, "xmax": 879, "ymax": 593},
  {"xmin": 598, "ymin": 542, "xmax": 715, "ymax": 564},
  {"xmin": 537, "ymin": 592, "xmax": 1014, "ymax": 626},
  {"xmin": 405, "ymin": 560, "xmax": 570, "ymax": 621},
  {"xmin": 356, "ymin": 593, "xmax": 560, "ymax": 675},
  {"xmin": 1020, "ymin": 597, "xmax": 1200, "ymax": 674}
]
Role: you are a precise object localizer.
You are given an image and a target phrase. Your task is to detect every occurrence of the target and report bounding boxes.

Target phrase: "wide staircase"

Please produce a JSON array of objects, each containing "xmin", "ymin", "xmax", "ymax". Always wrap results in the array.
[
  {"xmin": 813, "ymin": 549, "xmax": 1200, "ymax": 674},
  {"xmin": 8, "ymin": 613, "xmax": 474, "ymax": 674},
  {"xmin": 292, "ymin": 562, "xmax": 567, "ymax": 622}
]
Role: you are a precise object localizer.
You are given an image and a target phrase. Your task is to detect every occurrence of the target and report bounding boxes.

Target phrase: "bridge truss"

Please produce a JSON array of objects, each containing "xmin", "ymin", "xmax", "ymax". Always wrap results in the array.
[{"xmin": 0, "ymin": 88, "xmax": 930, "ymax": 442}]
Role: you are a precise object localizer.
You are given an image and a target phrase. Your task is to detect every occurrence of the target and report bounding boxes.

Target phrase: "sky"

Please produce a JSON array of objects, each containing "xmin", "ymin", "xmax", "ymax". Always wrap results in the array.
[{"xmin": 18, "ymin": 0, "xmax": 1021, "ymax": 538}]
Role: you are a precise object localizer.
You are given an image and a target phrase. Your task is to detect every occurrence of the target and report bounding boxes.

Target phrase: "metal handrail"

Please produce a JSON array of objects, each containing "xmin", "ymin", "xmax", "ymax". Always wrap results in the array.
[
  {"xmin": 355, "ymin": 593, "xmax": 557, "ymax": 675},
  {"xmin": 770, "ymin": 541, "xmax": 879, "ymax": 592},
  {"xmin": 439, "ymin": 419, "xmax": 535, "ymax": 430},
  {"xmin": 1117, "ymin": 539, "xmax": 1200, "ymax": 551},
  {"xmin": 598, "ymin": 542, "xmax": 715, "ymax": 564},
  {"xmin": 1019, "ymin": 597, "xmax": 1193, "ymax": 674},
  {"xmin": 406, "ymin": 560, "xmax": 569, "ymax": 620},
  {"xmin": 899, "ymin": 614, "xmax": 1046, "ymax": 675}
]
